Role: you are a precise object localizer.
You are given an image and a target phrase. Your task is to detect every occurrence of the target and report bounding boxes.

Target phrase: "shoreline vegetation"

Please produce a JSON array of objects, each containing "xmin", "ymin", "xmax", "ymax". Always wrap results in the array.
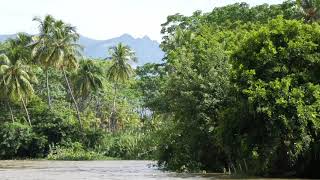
[{"xmin": 0, "ymin": 0, "xmax": 320, "ymax": 178}]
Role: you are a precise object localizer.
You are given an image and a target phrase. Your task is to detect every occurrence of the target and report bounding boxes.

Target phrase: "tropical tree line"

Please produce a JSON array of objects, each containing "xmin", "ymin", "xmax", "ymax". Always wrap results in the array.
[
  {"xmin": 0, "ymin": 15, "xmax": 136, "ymax": 131},
  {"xmin": 135, "ymin": 0, "xmax": 320, "ymax": 178},
  {"xmin": 0, "ymin": 15, "xmax": 156, "ymax": 160}
]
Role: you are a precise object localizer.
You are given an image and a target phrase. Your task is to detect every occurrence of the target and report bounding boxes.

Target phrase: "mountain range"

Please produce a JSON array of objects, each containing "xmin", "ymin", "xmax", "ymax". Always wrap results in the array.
[{"xmin": 0, "ymin": 33, "xmax": 164, "ymax": 66}]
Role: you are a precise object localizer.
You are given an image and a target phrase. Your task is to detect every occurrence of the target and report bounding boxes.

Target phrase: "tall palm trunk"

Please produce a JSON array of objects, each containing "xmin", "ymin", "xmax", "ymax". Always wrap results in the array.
[
  {"xmin": 46, "ymin": 69, "xmax": 52, "ymax": 109},
  {"xmin": 63, "ymin": 68, "xmax": 82, "ymax": 128},
  {"xmin": 21, "ymin": 97, "xmax": 31, "ymax": 126},
  {"xmin": 6, "ymin": 101, "xmax": 14, "ymax": 123},
  {"xmin": 112, "ymin": 83, "xmax": 117, "ymax": 112},
  {"xmin": 110, "ymin": 83, "xmax": 118, "ymax": 131},
  {"xmin": 3, "ymin": 78, "xmax": 14, "ymax": 122}
]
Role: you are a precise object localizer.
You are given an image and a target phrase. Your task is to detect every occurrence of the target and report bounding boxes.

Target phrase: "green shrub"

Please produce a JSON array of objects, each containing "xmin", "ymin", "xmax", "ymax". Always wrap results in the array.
[
  {"xmin": 81, "ymin": 128, "xmax": 105, "ymax": 149},
  {"xmin": 47, "ymin": 142, "xmax": 114, "ymax": 160},
  {"xmin": 32, "ymin": 109, "xmax": 105, "ymax": 149},
  {"xmin": 32, "ymin": 110, "xmax": 79, "ymax": 145},
  {"xmin": 99, "ymin": 130, "xmax": 158, "ymax": 160},
  {"xmin": 0, "ymin": 122, "xmax": 47, "ymax": 159},
  {"xmin": 101, "ymin": 132, "xmax": 139, "ymax": 159}
]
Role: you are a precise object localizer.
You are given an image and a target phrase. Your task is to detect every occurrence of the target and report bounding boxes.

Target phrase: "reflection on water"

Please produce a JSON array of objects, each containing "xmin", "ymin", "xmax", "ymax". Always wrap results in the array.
[{"xmin": 0, "ymin": 160, "xmax": 309, "ymax": 180}]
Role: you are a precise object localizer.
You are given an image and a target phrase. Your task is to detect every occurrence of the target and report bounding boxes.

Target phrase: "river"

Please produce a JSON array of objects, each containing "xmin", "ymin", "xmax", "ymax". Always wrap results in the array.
[{"xmin": 0, "ymin": 160, "xmax": 310, "ymax": 180}]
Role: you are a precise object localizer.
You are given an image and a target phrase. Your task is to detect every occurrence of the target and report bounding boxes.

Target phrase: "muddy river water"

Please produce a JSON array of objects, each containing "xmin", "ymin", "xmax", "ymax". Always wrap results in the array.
[{"xmin": 0, "ymin": 160, "xmax": 310, "ymax": 180}]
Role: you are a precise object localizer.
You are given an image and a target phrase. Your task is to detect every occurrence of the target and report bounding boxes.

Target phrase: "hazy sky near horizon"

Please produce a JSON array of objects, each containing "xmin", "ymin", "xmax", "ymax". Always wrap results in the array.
[{"xmin": 0, "ymin": 0, "xmax": 284, "ymax": 41}]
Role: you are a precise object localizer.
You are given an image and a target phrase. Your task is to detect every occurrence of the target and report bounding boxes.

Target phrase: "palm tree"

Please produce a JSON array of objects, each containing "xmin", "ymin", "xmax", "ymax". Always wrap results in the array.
[
  {"xmin": 0, "ymin": 54, "xmax": 14, "ymax": 122},
  {"xmin": 0, "ymin": 59, "xmax": 37, "ymax": 126},
  {"xmin": 297, "ymin": 0, "xmax": 320, "ymax": 22},
  {"xmin": 0, "ymin": 34, "xmax": 33, "ymax": 123},
  {"xmin": 32, "ymin": 15, "xmax": 56, "ymax": 108},
  {"xmin": 32, "ymin": 16, "xmax": 83, "ymax": 127},
  {"xmin": 1, "ymin": 33, "xmax": 33, "ymax": 64},
  {"xmin": 107, "ymin": 43, "xmax": 137, "ymax": 131},
  {"xmin": 74, "ymin": 60, "xmax": 103, "ymax": 103},
  {"xmin": 55, "ymin": 20, "xmax": 83, "ymax": 128}
]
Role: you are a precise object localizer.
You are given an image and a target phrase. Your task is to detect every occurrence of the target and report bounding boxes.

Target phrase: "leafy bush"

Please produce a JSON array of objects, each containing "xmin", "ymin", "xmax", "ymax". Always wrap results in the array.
[
  {"xmin": 0, "ymin": 108, "xmax": 107, "ymax": 159},
  {"xmin": 47, "ymin": 142, "xmax": 113, "ymax": 160},
  {"xmin": 228, "ymin": 17, "xmax": 320, "ymax": 176},
  {"xmin": 99, "ymin": 128, "xmax": 158, "ymax": 160},
  {"xmin": 100, "ymin": 132, "xmax": 141, "ymax": 159},
  {"xmin": 32, "ymin": 109, "xmax": 105, "ymax": 147},
  {"xmin": 80, "ymin": 128, "xmax": 105, "ymax": 149},
  {"xmin": 0, "ymin": 122, "xmax": 47, "ymax": 159},
  {"xmin": 32, "ymin": 110, "xmax": 78, "ymax": 145}
]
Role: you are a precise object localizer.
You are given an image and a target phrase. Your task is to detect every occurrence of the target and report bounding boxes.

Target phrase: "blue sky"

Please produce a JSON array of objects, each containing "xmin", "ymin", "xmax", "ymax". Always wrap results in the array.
[{"xmin": 0, "ymin": 0, "xmax": 284, "ymax": 41}]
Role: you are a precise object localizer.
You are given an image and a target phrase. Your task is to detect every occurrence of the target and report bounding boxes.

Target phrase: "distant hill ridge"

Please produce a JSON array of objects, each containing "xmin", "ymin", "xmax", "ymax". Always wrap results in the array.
[{"xmin": 0, "ymin": 33, "xmax": 164, "ymax": 66}]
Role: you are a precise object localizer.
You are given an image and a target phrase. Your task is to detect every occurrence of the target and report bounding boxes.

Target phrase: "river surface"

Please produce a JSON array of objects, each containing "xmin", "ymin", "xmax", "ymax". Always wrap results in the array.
[{"xmin": 0, "ymin": 160, "xmax": 310, "ymax": 180}]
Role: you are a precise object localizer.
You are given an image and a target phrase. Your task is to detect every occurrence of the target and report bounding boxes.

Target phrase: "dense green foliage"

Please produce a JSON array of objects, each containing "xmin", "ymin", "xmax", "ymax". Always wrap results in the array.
[
  {"xmin": 0, "ymin": 16, "xmax": 157, "ymax": 161},
  {"xmin": 229, "ymin": 17, "xmax": 320, "ymax": 176},
  {"xmin": 47, "ymin": 142, "xmax": 113, "ymax": 161},
  {"xmin": 132, "ymin": 0, "xmax": 320, "ymax": 178},
  {"xmin": 0, "ymin": 122, "xmax": 46, "ymax": 159}
]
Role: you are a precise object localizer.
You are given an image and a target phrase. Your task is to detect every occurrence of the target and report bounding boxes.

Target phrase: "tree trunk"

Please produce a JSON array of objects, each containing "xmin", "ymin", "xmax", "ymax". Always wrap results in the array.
[
  {"xmin": 3, "ymin": 78, "xmax": 14, "ymax": 123},
  {"xmin": 46, "ymin": 69, "xmax": 52, "ymax": 109},
  {"xmin": 6, "ymin": 101, "xmax": 14, "ymax": 123},
  {"xmin": 21, "ymin": 97, "xmax": 31, "ymax": 126},
  {"xmin": 63, "ymin": 68, "xmax": 82, "ymax": 128},
  {"xmin": 110, "ymin": 83, "xmax": 118, "ymax": 132}
]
